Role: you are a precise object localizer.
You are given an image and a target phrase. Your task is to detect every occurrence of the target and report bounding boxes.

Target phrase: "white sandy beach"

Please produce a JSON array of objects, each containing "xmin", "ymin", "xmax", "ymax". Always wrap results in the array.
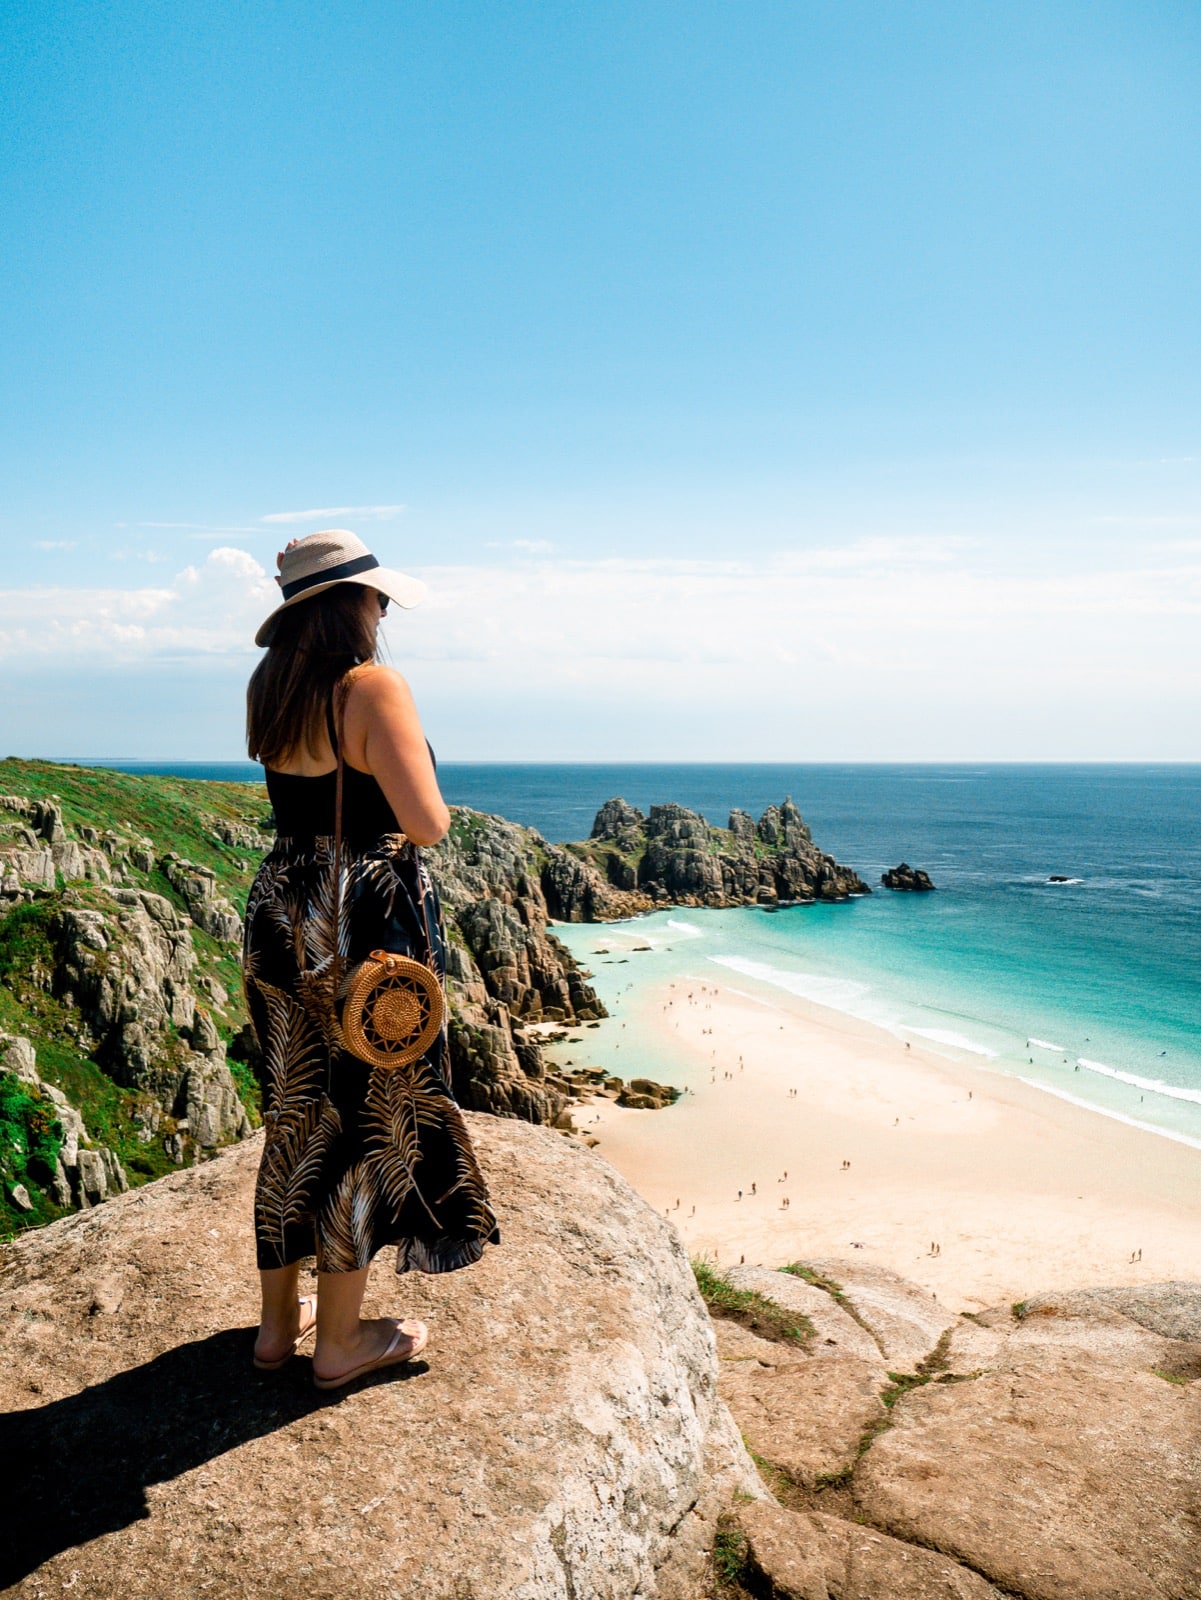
[{"xmin": 569, "ymin": 978, "xmax": 1201, "ymax": 1313}]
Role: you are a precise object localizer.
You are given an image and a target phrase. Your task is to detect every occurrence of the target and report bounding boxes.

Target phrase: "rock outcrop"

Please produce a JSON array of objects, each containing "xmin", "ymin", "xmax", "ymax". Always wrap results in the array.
[
  {"xmin": 427, "ymin": 812, "xmax": 607, "ymax": 1125},
  {"xmin": 1, "ymin": 1033, "xmax": 129, "ymax": 1211},
  {"xmin": 548, "ymin": 797, "xmax": 869, "ymax": 917},
  {"xmin": 0, "ymin": 1116, "xmax": 760, "ymax": 1599},
  {"xmin": 712, "ymin": 1260, "xmax": 1201, "ymax": 1600},
  {"xmin": 51, "ymin": 891, "xmax": 251, "ymax": 1149},
  {"xmin": 882, "ymin": 862, "xmax": 936, "ymax": 891}
]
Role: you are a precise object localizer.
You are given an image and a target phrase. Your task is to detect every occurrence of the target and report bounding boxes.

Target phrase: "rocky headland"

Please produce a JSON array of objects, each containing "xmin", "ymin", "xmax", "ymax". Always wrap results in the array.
[{"xmin": 1, "ymin": 1121, "xmax": 1196, "ymax": 1599}]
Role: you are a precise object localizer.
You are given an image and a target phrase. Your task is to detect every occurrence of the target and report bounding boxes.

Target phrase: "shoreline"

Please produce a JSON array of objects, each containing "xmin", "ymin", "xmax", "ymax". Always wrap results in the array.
[{"xmin": 562, "ymin": 974, "xmax": 1201, "ymax": 1313}]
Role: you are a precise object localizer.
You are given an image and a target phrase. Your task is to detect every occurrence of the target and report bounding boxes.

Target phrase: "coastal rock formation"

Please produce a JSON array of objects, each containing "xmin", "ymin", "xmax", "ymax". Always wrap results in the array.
[
  {"xmin": 549, "ymin": 797, "xmax": 869, "ymax": 918},
  {"xmin": 1, "ymin": 1034, "xmax": 129, "ymax": 1211},
  {"xmin": 51, "ymin": 890, "xmax": 250, "ymax": 1148},
  {"xmin": 427, "ymin": 811, "xmax": 608, "ymax": 1123},
  {"xmin": 0, "ymin": 1116, "xmax": 760, "ymax": 1599},
  {"xmin": 158, "ymin": 852, "xmax": 243, "ymax": 941},
  {"xmin": 882, "ymin": 862, "xmax": 936, "ymax": 891},
  {"xmin": 714, "ymin": 1321, "xmax": 887, "ymax": 1487},
  {"xmin": 713, "ymin": 1261, "xmax": 1201, "ymax": 1600}
]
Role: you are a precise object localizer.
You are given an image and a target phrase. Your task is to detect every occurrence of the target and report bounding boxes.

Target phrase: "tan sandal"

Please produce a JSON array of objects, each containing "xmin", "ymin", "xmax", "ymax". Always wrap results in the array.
[
  {"xmin": 252, "ymin": 1294, "xmax": 318, "ymax": 1371},
  {"xmin": 312, "ymin": 1318, "xmax": 429, "ymax": 1391}
]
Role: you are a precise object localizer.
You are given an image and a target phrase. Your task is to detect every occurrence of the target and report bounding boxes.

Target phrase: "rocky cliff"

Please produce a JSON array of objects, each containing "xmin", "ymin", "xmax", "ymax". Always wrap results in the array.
[
  {"xmin": 0, "ymin": 762, "xmax": 868, "ymax": 1237},
  {"xmin": 710, "ymin": 1262, "xmax": 1201, "ymax": 1600},
  {"xmin": 545, "ymin": 797, "xmax": 869, "ymax": 919},
  {"xmin": 2, "ymin": 1120, "xmax": 1196, "ymax": 1600}
]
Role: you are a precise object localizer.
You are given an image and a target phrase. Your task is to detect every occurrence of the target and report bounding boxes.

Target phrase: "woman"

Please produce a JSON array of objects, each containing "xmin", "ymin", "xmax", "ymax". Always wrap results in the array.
[{"xmin": 242, "ymin": 529, "xmax": 498, "ymax": 1391}]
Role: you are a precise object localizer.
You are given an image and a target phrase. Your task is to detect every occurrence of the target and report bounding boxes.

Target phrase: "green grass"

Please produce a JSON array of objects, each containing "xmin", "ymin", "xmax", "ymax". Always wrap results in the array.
[
  {"xmin": 0, "ymin": 758, "xmax": 267, "ymax": 906},
  {"xmin": 711, "ymin": 1526, "xmax": 750, "ymax": 1590},
  {"xmin": 0, "ymin": 900, "xmax": 57, "ymax": 985},
  {"xmin": 692, "ymin": 1258, "xmax": 816, "ymax": 1349},
  {"xmin": 0, "ymin": 1070, "xmax": 69, "ymax": 1237}
]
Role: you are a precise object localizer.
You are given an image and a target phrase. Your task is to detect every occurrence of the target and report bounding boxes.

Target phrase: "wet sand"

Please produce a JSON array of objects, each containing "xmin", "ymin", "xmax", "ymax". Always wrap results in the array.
[{"xmin": 571, "ymin": 979, "xmax": 1201, "ymax": 1312}]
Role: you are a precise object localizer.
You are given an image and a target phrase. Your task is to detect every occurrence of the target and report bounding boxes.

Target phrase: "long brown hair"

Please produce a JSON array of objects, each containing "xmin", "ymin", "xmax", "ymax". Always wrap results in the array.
[{"xmin": 246, "ymin": 585, "xmax": 378, "ymax": 767}]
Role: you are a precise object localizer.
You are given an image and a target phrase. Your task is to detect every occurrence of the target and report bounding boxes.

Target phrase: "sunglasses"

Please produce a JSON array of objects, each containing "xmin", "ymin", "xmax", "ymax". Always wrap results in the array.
[{"xmin": 378, "ymin": 593, "xmax": 390, "ymax": 616}]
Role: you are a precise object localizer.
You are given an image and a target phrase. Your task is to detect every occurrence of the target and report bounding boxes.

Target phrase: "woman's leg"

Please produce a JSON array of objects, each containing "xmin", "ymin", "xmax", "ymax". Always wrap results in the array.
[
  {"xmin": 254, "ymin": 1262, "xmax": 311, "ymax": 1362},
  {"xmin": 312, "ymin": 1266, "xmax": 423, "ymax": 1381}
]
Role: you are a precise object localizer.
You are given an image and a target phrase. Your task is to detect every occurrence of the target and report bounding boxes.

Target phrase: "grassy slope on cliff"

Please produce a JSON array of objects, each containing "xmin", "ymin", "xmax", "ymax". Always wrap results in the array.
[{"xmin": 0, "ymin": 760, "xmax": 270, "ymax": 1237}]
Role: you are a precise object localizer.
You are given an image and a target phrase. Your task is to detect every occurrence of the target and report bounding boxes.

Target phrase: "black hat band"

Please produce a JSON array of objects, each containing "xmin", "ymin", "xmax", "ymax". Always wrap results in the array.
[{"xmin": 280, "ymin": 552, "xmax": 380, "ymax": 601}]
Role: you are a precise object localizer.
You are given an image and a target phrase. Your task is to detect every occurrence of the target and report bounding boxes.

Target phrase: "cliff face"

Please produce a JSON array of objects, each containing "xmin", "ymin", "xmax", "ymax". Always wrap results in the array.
[
  {"xmin": 0, "ymin": 764, "xmax": 265, "ymax": 1234},
  {"xmin": 427, "ymin": 810, "xmax": 606, "ymax": 1125}
]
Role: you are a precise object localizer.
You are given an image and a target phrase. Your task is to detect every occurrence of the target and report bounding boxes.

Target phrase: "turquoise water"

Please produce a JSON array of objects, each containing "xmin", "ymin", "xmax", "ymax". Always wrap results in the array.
[
  {"xmin": 65, "ymin": 760, "xmax": 1201, "ymax": 1147},
  {"xmin": 551, "ymin": 898, "xmax": 1201, "ymax": 1150}
]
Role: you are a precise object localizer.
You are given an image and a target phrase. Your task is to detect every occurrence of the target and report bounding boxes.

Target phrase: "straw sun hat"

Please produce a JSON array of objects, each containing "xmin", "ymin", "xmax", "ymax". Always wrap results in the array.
[{"xmin": 255, "ymin": 529, "xmax": 427, "ymax": 647}]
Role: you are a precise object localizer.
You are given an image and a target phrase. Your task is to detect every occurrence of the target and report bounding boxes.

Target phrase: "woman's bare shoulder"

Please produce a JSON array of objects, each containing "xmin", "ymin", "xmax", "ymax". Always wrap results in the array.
[{"xmin": 345, "ymin": 663, "xmax": 412, "ymax": 705}]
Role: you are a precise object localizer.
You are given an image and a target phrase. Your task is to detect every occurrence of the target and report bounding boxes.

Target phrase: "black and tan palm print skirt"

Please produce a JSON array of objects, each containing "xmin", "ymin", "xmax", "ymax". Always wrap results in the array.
[{"xmin": 242, "ymin": 834, "xmax": 499, "ymax": 1275}]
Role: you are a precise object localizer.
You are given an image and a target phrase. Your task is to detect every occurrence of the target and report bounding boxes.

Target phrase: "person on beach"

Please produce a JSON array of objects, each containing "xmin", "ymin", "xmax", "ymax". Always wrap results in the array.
[{"xmin": 242, "ymin": 530, "xmax": 499, "ymax": 1391}]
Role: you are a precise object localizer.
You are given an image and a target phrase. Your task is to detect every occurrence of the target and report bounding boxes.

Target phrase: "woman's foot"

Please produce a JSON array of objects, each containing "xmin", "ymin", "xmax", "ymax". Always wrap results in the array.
[
  {"xmin": 312, "ymin": 1316, "xmax": 428, "ymax": 1390},
  {"xmin": 253, "ymin": 1294, "xmax": 319, "ymax": 1370}
]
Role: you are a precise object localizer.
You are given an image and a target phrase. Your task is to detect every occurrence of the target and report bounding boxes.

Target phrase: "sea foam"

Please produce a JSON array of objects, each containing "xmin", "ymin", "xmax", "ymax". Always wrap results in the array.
[
  {"xmin": 1027, "ymin": 1037, "xmax": 1066, "ymax": 1052},
  {"xmin": 907, "ymin": 1026, "xmax": 999, "ymax": 1058},
  {"xmin": 1019, "ymin": 1079, "xmax": 1201, "ymax": 1150},
  {"xmin": 707, "ymin": 954, "xmax": 869, "ymax": 1011},
  {"xmin": 1077, "ymin": 1058, "xmax": 1201, "ymax": 1105}
]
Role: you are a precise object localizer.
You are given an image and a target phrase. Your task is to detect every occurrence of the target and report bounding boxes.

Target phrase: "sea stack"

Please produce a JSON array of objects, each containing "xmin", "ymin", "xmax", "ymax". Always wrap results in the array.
[{"xmin": 881, "ymin": 862, "xmax": 936, "ymax": 891}]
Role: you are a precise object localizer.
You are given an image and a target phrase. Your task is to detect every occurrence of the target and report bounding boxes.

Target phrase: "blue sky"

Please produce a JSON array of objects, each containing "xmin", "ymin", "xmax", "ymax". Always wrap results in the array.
[{"xmin": 2, "ymin": 1, "xmax": 1199, "ymax": 758}]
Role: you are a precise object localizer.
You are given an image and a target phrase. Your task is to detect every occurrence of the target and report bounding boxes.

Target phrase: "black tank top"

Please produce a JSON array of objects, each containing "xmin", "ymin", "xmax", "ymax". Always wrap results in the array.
[{"xmin": 264, "ymin": 700, "xmax": 435, "ymax": 844}]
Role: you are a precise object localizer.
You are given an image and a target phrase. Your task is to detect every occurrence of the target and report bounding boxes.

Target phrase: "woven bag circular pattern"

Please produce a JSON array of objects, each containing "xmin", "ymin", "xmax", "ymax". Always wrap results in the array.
[{"xmin": 342, "ymin": 949, "xmax": 445, "ymax": 1070}]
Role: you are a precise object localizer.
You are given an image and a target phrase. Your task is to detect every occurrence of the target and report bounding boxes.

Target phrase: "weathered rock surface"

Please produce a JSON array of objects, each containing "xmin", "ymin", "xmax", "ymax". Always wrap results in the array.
[
  {"xmin": 159, "ymin": 852, "xmax": 242, "ymax": 941},
  {"xmin": 0, "ymin": 1116, "xmax": 760, "ymax": 1599},
  {"xmin": 724, "ymin": 1261, "xmax": 1201, "ymax": 1600},
  {"xmin": 716, "ymin": 1323, "xmax": 885, "ymax": 1486},
  {"xmin": 734, "ymin": 1499, "xmax": 1002, "ymax": 1599},
  {"xmin": 52, "ymin": 890, "xmax": 251, "ymax": 1149},
  {"xmin": 794, "ymin": 1256, "xmax": 960, "ymax": 1371},
  {"xmin": 724, "ymin": 1264, "xmax": 887, "ymax": 1365},
  {"xmin": 882, "ymin": 861, "xmax": 936, "ymax": 891}
]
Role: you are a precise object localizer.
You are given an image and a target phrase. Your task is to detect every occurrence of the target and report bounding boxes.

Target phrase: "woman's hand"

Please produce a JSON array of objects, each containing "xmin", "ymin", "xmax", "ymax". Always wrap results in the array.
[{"xmin": 345, "ymin": 666, "xmax": 450, "ymax": 846}]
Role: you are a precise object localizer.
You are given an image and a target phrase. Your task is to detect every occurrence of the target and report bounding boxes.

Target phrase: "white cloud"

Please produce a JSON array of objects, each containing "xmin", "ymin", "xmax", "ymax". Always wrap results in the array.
[
  {"xmin": 0, "ymin": 547, "xmax": 275, "ymax": 662},
  {"xmin": 1, "ymin": 538, "xmax": 1198, "ymax": 757},
  {"xmin": 260, "ymin": 504, "xmax": 406, "ymax": 525},
  {"xmin": 138, "ymin": 521, "xmax": 263, "ymax": 533},
  {"xmin": 485, "ymin": 538, "xmax": 558, "ymax": 555},
  {"xmin": 33, "ymin": 539, "xmax": 78, "ymax": 550}
]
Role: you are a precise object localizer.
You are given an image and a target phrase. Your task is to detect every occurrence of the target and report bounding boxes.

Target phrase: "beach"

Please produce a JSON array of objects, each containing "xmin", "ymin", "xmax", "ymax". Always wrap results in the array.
[{"xmin": 562, "ymin": 975, "xmax": 1201, "ymax": 1313}]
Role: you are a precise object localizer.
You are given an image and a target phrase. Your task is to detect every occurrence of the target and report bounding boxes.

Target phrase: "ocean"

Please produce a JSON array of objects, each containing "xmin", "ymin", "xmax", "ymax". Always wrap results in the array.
[{"xmin": 69, "ymin": 760, "xmax": 1201, "ymax": 1148}]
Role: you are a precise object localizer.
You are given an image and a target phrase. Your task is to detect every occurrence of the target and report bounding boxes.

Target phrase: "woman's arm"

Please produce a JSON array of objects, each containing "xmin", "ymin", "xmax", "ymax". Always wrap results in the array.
[{"xmin": 345, "ymin": 666, "xmax": 451, "ymax": 846}]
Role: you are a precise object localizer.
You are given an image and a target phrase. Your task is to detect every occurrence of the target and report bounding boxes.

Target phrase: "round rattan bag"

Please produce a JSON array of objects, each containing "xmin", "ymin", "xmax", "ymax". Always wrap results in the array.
[{"xmin": 341, "ymin": 949, "xmax": 445, "ymax": 1070}]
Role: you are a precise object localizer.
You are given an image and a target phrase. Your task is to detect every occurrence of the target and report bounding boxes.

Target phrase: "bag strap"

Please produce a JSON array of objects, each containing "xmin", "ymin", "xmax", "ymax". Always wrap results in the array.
[
  {"xmin": 327, "ymin": 670, "xmax": 436, "ymax": 1007},
  {"xmin": 330, "ymin": 676, "xmax": 349, "ymax": 1005}
]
